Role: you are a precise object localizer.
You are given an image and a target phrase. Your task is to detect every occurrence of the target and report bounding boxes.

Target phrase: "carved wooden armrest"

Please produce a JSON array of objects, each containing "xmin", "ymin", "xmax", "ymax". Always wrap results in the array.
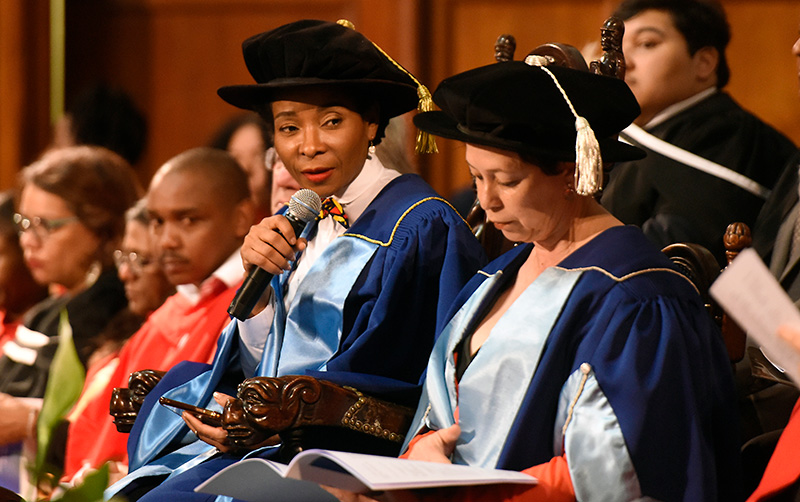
[
  {"xmin": 223, "ymin": 375, "xmax": 415, "ymax": 459},
  {"xmin": 663, "ymin": 222, "xmax": 751, "ymax": 364},
  {"xmin": 110, "ymin": 369, "xmax": 166, "ymax": 433},
  {"xmin": 722, "ymin": 222, "xmax": 751, "ymax": 363}
]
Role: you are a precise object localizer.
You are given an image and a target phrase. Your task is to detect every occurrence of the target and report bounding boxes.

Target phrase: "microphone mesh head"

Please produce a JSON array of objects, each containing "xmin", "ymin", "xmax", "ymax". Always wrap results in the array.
[{"xmin": 288, "ymin": 189, "xmax": 322, "ymax": 223}]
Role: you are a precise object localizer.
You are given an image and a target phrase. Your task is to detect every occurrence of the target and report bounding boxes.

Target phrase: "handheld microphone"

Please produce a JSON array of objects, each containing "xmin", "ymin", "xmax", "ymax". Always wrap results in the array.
[{"xmin": 228, "ymin": 189, "xmax": 322, "ymax": 320}]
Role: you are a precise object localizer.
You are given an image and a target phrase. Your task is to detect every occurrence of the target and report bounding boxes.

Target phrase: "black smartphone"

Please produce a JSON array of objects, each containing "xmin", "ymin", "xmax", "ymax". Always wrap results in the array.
[{"xmin": 159, "ymin": 396, "xmax": 223, "ymax": 427}]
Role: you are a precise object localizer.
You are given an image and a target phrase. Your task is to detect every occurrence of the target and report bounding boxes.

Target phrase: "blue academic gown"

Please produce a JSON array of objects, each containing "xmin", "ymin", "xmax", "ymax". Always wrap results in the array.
[
  {"xmin": 405, "ymin": 225, "xmax": 741, "ymax": 501},
  {"xmin": 109, "ymin": 174, "xmax": 486, "ymax": 501}
]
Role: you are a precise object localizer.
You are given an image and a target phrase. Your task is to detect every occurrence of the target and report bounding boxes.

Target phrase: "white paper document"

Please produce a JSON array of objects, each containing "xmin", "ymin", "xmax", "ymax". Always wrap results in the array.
[
  {"xmin": 196, "ymin": 449, "xmax": 537, "ymax": 502},
  {"xmin": 709, "ymin": 248, "xmax": 800, "ymax": 384}
]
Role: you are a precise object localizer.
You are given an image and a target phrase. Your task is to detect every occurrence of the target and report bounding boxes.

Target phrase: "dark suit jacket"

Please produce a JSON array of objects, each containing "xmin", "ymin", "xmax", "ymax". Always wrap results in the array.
[
  {"xmin": 603, "ymin": 92, "xmax": 797, "ymax": 267},
  {"xmin": 753, "ymin": 152, "xmax": 800, "ymax": 302}
]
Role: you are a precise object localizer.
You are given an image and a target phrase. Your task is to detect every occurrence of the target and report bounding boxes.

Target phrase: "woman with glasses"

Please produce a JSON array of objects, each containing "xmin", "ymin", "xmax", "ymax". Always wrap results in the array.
[
  {"xmin": 0, "ymin": 146, "xmax": 139, "ymax": 471},
  {"xmin": 113, "ymin": 199, "xmax": 174, "ymax": 322},
  {"xmin": 0, "ymin": 192, "xmax": 48, "ymax": 349},
  {"xmin": 62, "ymin": 198, "xmax": 173, "ymax": 487},
  {"xmin": 80, "ymin": 199, "xmax": 175, "ymax": 369}
]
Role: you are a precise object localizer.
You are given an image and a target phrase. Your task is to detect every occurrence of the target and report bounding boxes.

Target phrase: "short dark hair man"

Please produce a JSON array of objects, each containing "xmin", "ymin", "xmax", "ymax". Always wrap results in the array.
[{"xmin": 601, "ymin": 0, "xmax": 797, "ymax": 266}]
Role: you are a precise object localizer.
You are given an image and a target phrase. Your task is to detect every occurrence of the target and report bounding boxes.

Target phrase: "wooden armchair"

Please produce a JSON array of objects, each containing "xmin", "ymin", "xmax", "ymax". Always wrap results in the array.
[
  {"xmin": 662, "ymin": 222, "xmax": 751, "ymax": 364},
  {"xmin": 110, "ymin": 369, "xmax": 166, "ymax": 432},
  {"xmin": 110, "ymin": 372, "xmax": 415, "ymax": 463},
  {"xmin": 110, "ymin": 224, "xmax": 751, "ymax": 462},
  {"xmin": 223, "ymin": 375, "xmax": 414, "ymax": 462}
]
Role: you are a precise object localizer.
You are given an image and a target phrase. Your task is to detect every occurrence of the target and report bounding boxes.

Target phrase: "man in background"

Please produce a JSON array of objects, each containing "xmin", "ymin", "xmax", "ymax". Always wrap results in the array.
[
  {"xmin": 601, "ymin": 0, "xmax": 796, "ymax": 266},
  {"xmin": 62, "ymin": 147, "xmax": 253, "ymax": 484}
]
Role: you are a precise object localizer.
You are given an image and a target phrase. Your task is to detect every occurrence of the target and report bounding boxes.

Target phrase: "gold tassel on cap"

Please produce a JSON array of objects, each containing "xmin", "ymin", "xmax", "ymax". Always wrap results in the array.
[
  {"xmin": 526, "ymin": 61, "xmax": 603, "ymax": 196},
  {"xmin": 337, "ymin": 19, "xmax": 438, "ymax": 154},
  {"xmin": 336, "ymin": 19, "xmax": 355, "ymax": 29}
]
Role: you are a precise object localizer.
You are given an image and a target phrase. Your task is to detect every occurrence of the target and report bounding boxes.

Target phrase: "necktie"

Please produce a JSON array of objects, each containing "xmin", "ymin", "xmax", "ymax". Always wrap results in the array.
[{"xmin": 319, "ymin": 197, "xmax": 349, "ymax": 229}]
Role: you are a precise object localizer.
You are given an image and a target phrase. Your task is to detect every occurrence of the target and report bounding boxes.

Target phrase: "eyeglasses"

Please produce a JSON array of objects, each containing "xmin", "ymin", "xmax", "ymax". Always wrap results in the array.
[
  {"xmin": 13, "ymin": 213, "xmax": 79, "ymax": 240},
  {"xmin": 113, "ymin": 249, "xmax": 156, "ymax": 276}
]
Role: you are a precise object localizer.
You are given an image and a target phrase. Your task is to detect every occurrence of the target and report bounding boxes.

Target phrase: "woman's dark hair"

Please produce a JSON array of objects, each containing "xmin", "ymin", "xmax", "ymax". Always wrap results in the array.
[
  {"xmin": 126, "ymin": 197, "xmax": 150, "ymax": 226},
  {"xmin": 208, "ymin": 112, "xmax": 272, "ymax": 151},
  {"xmin": 613, "ymin": 0, "xmax": 730, "ymax": 88},
  {"xmin": 66, "ymin": 83, "xmax": 148, "ymax": 165},
  {"xmin": 519, "ymin": 151, "xmax": 562, "ymax": 176},
  {"xmin": 20, "ymin": 146, "xmax": 142, "ymax": 266},
  {"xmin": 0, "ymin": 191, "xmax": 18, "ymax": 242}
]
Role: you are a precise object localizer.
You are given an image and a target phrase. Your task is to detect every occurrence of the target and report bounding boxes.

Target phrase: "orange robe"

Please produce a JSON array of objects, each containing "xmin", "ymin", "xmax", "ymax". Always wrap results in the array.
[
  {"xmin": 401, "ymin": 404, "xmax": 575, "ymax": 501},
  {"xmin": 62, "ymin": 281, "xmax": 239, "ymax": 479}
]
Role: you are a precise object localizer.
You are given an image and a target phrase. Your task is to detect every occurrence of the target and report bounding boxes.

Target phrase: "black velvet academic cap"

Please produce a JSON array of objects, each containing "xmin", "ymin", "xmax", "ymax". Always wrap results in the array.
[
  {"xmin": 218, "ymin": 20, "xmax": 419, "ymax": 121},
  {"xmin": 414, "ymin": 61, "xmax": 645, "ymax": 162}
]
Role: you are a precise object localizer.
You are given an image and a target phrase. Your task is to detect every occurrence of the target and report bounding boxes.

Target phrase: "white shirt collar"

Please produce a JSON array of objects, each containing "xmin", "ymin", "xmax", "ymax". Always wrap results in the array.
[
  {"xmin": 331, "ymin": 154, "xmax": 400, "ymax": 223},
  {"xmin": 175, "ymin": 250, "xmax": 244, "ymax": 305},
  {"xmin": 643, "ymin": 87, "xmax": 718, "ymax": 130}
]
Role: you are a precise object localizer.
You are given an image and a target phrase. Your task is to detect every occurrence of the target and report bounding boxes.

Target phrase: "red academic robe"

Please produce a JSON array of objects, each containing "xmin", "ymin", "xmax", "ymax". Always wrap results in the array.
[
  {"xmin": 0, "ymin": 311, "xmax": 19, "ymax": 348},
  {"xmin": 62, "ymin": 281, "xmax": 239, "ymax": 479},
  {"xmin": 748, "ymin": 399, "xmax": 800, "ymax": 501}
]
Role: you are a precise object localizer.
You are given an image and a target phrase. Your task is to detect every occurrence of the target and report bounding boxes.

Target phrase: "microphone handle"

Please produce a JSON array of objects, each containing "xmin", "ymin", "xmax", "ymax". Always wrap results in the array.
[{"xmin": 227, "ymin": 212, "xmax": 310, "ymax": 320}]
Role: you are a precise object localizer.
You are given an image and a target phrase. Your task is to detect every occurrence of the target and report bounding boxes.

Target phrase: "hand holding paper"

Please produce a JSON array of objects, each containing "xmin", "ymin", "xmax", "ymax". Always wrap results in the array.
[{"xmin": 709, "ymin": 248, "xmax": 800, "ymax": 384}]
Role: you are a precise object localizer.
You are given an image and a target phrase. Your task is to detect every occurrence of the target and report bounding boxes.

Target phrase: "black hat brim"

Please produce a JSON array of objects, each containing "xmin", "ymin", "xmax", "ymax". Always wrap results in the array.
[
  {"xmin": 218, "ymin": 79, "xmax": 418, "ymax": 120},
  {"xmin": 414, "ymin": 110, "xmax": 645, "ymax": 163}
]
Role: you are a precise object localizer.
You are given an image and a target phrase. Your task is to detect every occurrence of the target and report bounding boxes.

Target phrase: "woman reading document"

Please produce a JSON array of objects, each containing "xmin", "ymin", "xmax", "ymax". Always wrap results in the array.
[{"xmin": 324, "ymin": 60, "xmax": 741, "ymax": 501}]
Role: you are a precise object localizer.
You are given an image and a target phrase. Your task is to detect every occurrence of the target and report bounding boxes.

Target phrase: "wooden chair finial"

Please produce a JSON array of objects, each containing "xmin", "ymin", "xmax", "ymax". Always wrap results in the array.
[
  {"xmin": 494, "ymin": 34, "xmax": 516, "ymax": 62},
  {"xmin": 723, "ymin": 221, "xmax": 753, "ymax": 265},
  {"xmin": 590, "ymin": 16, "xmax": 626, "ymax": 80}
]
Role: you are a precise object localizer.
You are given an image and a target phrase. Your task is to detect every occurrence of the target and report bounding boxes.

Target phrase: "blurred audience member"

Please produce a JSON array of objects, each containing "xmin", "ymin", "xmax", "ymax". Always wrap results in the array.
[
  {"xmin": 53, "ymin": 83, "xmax": 148, "ymax": 170},
  {"xmin": 87, "ymin": 199, "xmax": 175, "ymax": 368},
  {"xmin": 374, "ymin": 116, "xmax": 415, "ymax": 175},
  {"xmin": 0, "ymin": 146, "xmax": 139, "ymax": 398},
  {"xmin": 0, "ymin": 146, "xmax": 139, "ymax": 491},
  {"xmin": 209, "ymin": 113, "xmax": 272, "ymax": 220},
  {"xmin": 600, "ymin": 0, "xmax": 796, "ymax": 266},
  {"xmin": 267, "ymin": 147, "xmax": 301, "ymax": 215},
  {"xmin": 61, "ymin": 147, "xmax": 253, "ymax": 484},
  {"xmin": 38, "ymin": 199, "xmax": 175, "ymax": 490},
  {"xmin": 0, "ymin": 192, "xmax": 47, "ymax": 347}
]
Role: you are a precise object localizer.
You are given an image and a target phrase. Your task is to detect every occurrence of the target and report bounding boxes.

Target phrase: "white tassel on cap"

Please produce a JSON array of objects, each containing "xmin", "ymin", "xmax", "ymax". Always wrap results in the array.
[
  {"xmin": 524, "ymin": 54, "xmax": 551, "ymax": 67},
  {"xmin": 573, "ymin": 116, "xmax": 602, "ymax": 195},
  {"xmin": 532, "ymin": 65, "xmax": 603, "ymax": 196}
]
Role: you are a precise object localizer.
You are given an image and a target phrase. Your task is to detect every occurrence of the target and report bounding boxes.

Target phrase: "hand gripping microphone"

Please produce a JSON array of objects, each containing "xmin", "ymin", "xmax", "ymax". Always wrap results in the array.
[{"xmin": 228, "ymin": 189, "xmax": 322, "ymax": 320}]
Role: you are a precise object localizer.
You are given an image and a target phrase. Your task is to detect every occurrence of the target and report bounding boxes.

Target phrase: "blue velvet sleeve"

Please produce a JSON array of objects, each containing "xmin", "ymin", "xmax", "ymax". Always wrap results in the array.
[
  {"xmin": 579, "ymin": 284, "xmax": 742, "ymax": 501},
  {"xmin": 324, "ymin": 198, "xmax": 486, "ymax": 397},
  {"xmin": 501, "ymin": 267, "xmax": 742, "ymax": 501}
]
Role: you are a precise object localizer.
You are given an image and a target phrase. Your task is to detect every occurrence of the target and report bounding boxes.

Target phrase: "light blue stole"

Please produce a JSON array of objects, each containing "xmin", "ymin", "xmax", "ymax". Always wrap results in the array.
[
  {"xmin": 261, "ymin": 235, "xmax": 378, "ymax": 377},
  {"xmin": 109, "ymin": 232, "xmax": 380, "ymax": 498},
  {"xmin": 404, "ymin": 267, "xmax": 582, "ymax": 468}
]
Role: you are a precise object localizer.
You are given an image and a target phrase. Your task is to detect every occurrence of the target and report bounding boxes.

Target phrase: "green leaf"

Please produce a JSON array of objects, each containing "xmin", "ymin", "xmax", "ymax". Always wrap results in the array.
[
  {"xmin": 33, "ymin": 309, "xmax": 86, "ymax": 484},
  {"xmin": 50, "ymin": 463, "xmax": 110, "ymax": 502}
]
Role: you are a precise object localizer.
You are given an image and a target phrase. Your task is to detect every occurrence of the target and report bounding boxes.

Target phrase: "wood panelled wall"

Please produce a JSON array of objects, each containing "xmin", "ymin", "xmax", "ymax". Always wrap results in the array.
[{"xmin": 2, "ymin": 0, "xmax": 799, "ymax": 198}]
